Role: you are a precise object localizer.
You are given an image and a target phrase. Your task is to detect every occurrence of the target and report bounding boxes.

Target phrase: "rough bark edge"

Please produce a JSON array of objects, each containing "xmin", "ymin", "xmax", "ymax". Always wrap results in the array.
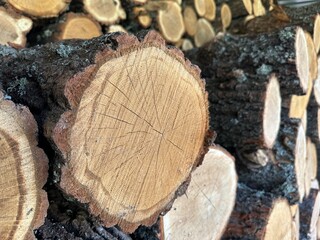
[
  {"xmin": 0, "ymin": 92, "xmax": 49, "ymax": 240},
  {"xmin": 56, "ymin": 30, "xmax": 209, "ymax": 232}
]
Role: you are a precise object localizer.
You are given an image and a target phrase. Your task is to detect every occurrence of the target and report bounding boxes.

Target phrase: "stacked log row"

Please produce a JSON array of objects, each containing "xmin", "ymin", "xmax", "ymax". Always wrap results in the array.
[{"xmin": 186, "ymin": 21, "xmax": 320, "ymax": 238}]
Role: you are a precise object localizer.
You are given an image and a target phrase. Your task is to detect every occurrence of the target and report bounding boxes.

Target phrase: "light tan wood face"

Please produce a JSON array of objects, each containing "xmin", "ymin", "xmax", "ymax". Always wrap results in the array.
[
  {"xmin": 61, "ymin": 17, "xmax": 101, "ymax": 40},
  {"xmin": 68, "ymin": 46, "xmax": 207, "ymax": 224}
]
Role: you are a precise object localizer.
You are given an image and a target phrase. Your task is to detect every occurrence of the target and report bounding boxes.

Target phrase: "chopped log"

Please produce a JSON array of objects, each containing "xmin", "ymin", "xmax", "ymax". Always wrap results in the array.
[
  {"xmin": 186, "ymin": 26, "xmax": 309, "ymax": 97},
  {"xmin": 183, "ymin": 6, "xmax": 197, "ymax": 36},
  {"xmin": 194, "ymin": 0, "xmax": 205, "ymax": 17},
  {"xmin": 253, "ymin": 0, "xmax": 266, "ymax": 17},
  {"xmin": 83, "ymin": 0, "xmax": 126, "ymax": 25},
  {"xmin": 203, "ymin": 0, "xmax": 215, "ymax": 21},
  {"xmin": 305, "ymin": 138, "xmax": 318, "ymax": 197},
  {"xmin": 238, "ymin": 117, "xmax": 306, "ymax": 203},
  {"xmin": 0, "ymin": 7, "xmax": 32, "ymax": 47},
  {"xmin": 108, "ymin": 25, "xmax": 127, "ymax": 33},
  {"xmin": 0, "ymin": 31, "xmax": 209, "ymax": 232},
  {"xmin": 217, "ymin": 0, "xmax": 252, "ymax": 18},
  {"xmin": 7, "ymin": 0, "xmax": 69, "ymax": 18},
  {"xmin": 291, "ymin": 205, "xmax": 300, "ymax": 240},
  {"xmin": 161, "ymin": 146, "xmax": 237, "ymax": 240},
  {"xmin": 194, "ymin": 18, "xmax": 215, "ymax": 47},
  {"xmin": 289, "ymin": 32, "xmax": 318, "ymax": 119},
  {"xmin": 206, "ymin": 70, "xmax": 281, "ymax": 150},
  {"xmin": 314, "ymin": 15, "xmax": 320, "ymax": 55},
  {"xmin": 300, "ymin": 185, "xmax": 320, "ymax": 239},
  {"xmin": 222, "ymin": 184, "xmax": 293, "ymax": 239},
  {"xmin": 181, "ymin": 38, "xmax": 194, "ymax": 51},
  {"xmin": 157, "ymin": 2, "xmax": 185, "ymax": 43},
  {"xmin": 55, "ymin": 13, "xmax": 102, "ymax": 40},
  {"xmin": 0, "ymin": 93, "xmax": 48, "ymax": 239}
]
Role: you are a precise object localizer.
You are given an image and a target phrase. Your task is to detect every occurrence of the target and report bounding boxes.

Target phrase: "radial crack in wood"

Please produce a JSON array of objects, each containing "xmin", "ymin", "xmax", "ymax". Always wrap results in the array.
[
  {"xmin": 161, "ymin": 146, "xmax": 237, "ymax": 240},
  {"xmin": 0, "ymin": 31, "xmax": 211, "ymax": 233},
  {"xmin": 7, "ymin": 0, "xmax": 69, "ymax": 18},
  {"xmin": 0, "ymin": 93, "xmax": 48, "ymax": 240}
]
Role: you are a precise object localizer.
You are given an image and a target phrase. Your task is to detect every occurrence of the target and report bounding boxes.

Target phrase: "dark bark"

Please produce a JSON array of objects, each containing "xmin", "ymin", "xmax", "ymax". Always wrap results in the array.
[
  {"xmin": 206, "ymin": 71, "xmax": 276, "ymax": 149},
  {"xmin": 222, "ymin": 183, "xmax": 290, "ymax": 239},
  {"xmin": 186, "ymin": 26, "xmax": 308, "ymax": 97}
]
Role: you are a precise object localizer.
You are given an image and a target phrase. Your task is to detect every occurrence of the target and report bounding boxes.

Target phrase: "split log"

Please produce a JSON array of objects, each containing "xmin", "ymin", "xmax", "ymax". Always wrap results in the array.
[
  {"xmin": 7, "ymin": 0, "xmax": 70, "ymax": 18},
  {"xmin": 0, "ymin": 7, "xmax": 32, "ymax": 47},
  {"xmin": 83, "ymin": 0, "xmax": 126, "ymax": 25},
  {"xmin": 203, "ymin": 0, "xmax": 216, "ymax": 21},
  {"xmin": 253, "ymin": 0, "xmax": 266, "ymax": 17},
  {"xmin": 186, "ymin": 26, "xmax": 309, "ymax": 97},
  {"xmin": 161, "ymin": 146, "xmax": 237, "ymax": 240},
  {"xmin": 0, "ymin": 93, "xmax": 48, "ymax": 239},
  {"xmin": 300, "ymin": 184, "xmax": 320, "ymax": 239},
  {"xmin": 222, "ymin": 184, "xmax": 293, "ymax": 239},
  {"xmin": 157, "ymin": 2, "xmax": 185, "ymax": 43},
  {"xmin": 238, "ymin": 116, "xmax": 306, "ymax": 203},
  {"xmin": 0, "ymin": 31, "xmax": 209, "ymax": 232}
]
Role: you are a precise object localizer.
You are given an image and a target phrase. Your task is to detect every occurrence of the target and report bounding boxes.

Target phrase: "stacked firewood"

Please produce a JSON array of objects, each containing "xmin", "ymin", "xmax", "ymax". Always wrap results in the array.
[{"xmin": 0, "ymin": 0, "xmax": 320, "ymax": 240}]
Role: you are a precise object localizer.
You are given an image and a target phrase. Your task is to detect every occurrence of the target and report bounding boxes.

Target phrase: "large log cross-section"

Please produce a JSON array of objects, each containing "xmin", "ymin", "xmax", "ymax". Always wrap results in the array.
[{"xmin": 0, "ymin": 31, "xmax": 209, "ymax": 232}]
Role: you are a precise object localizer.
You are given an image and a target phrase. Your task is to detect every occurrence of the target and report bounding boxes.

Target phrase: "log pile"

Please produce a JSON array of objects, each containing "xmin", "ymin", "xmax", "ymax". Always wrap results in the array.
[{"xmin": 0, "ymin": 0, "xmax": 320, "ymax": 239}]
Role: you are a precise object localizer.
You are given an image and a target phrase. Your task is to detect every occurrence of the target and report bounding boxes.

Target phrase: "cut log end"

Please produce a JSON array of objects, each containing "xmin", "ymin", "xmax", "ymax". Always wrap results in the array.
[
  {"xmin": 7, "ymin": 0, "xmax": 69, "ymax": 18},
  {"xmin": 263, "ymin": 75, "xmax": 281, "ymax": 148},
  {"xmin": 204, "ymin": 0, "xmax": 216, "ymax": 21},
  {"xmin": 264, "ymin": 199, "xmax": 293, "ymax": 240},
  {"xmin": 295, "ymin": 124, "xmax": 307, "ymax": 202},
  {"xmin": 183, "ymin": 6, "xmax": 197, "ymax": 37},
  {"xmin": 295, "ymin": 27, "xmax": 310, "ymax": 93},
  {"xmin": 161, "ymin": 146, "xmax": 237, "ymax": 240},
  {"xmin": 0, "ymin": 7, "xmax": 32, "ymax": 47},
  {"xmin": 157, "ymin": 2, "xmax": 185, "ymax": 43},
  {"xmin": 221, "ymin": 4, "xmax": 232, "ymax": 30},
  {"xmin": 57, "ymin": 32, "xmax": 208, "ymax": 232},
  {"xmin": 314, "ymin": 14, "xmax": 320, "ymax": 55},
  {"xmin": 194, "ymin": 0, "xmax": 206, "ymax": 17},
  {"xmin": 57, "ymin": 13, "xmax": 102, "ymax": 40},
  {"xmin": 194, "ymin": 18, "xmax": 215, "ymax": 48},
  {"xmin": 314, "ymin": 58, "xmax": 320, "ymax": 105},
  {"xmin": 0, "ymin": 94, "xmax": 48, "ymax": 239},
  {"xmin": 243, "ymin": 0, "xmax": 253, "ymax": 15},
  {"xmin": 83, "ymin": 0, "xmax": 126, "ymax": 25}
]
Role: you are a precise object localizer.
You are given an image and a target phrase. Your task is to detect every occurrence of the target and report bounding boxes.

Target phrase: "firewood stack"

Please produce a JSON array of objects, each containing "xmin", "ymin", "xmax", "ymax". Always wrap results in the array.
[{"xmin": 0, "ymin": 0, "xmax": 320, "ymax": 239}]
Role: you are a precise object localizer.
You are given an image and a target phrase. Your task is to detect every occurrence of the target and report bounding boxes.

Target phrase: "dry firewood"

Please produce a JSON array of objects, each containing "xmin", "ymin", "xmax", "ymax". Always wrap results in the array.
[
  {"xmin": 307, "ymin": 93, "xmax": 320, "ymax": 144},
  {"xmin": 7, "ymin": 0, "xmax": 70, "ymax": 18},
  {"xmin": 215, "ymin": 3, "xmax": 232, "ymax": 32},
  {"xmin": 300, "ymin": 185, "xmax": 320, "ymax": 239},
  {"xmin": 314, "ymin": 15, "xmax": 320, "ymax": 55},
  {"xmin": 157, "ymin": 2, "xmax": 185, "ymax": 43},
  {"xmin": 0, "ymin": 31, "xmax": 209, "ymax": 232},
  {"xmin": 161, "ymin": 146, "xmax": 237, "ymax": 240},
  {"xmin": 193, "ymin": 0, "xmax": 205, "ymax": 17},
  {"xmin": 217, "ymin": 0, "xmax": 252, "ymax": 18},
  {"xmin": 237, "ymin": 116, "xmax": 306, "ymax": 204},
  {"xmin": 305, "ymin": 138, "xmax": 318, "ymax": 197},
  {"xmin": 314, "ymin": 61, "xmax": 320, "ymax": 106},
  {"xmin": 289, "ymin": 32, "xmax": 318, "ymax": 119},
  {"xmin": 222, "ymin": 184, "xmax": 293, "ymax": 239},
  {"xmin": 54, "ymin": 13, "xmax": 102, "ymax": 40},
  {"xmin": 83, "ymin": 0, "xmax": 126, "ymax": 25},
  {"xmin": 0, "ymin": 7, "xmax": 32, "ymax": 47},
  {"xmin": 108, "ymin": 25, "xmax": 127, "ymax": 33},
  {"xmin": 0, "ymin": 93, "xmax": 48, "ymax": 239},
  {"xmin": 194, "ymin": 18, "xmax": 215, "ymax": 47},
  {"xmin": 253, "ymin": 0, "xmax": 266, "ymax": 17},
  {"xmin": 186, "ymin": 26, "xmax": 309, "ymax": 97},
  {"xmin": 183, "ymin": 6, "xmax": 197, "ymax": 36},
  {"xmin": 291, "ymin": 204, "xmax": 300, "ymax": 240},
  {"xmin": 203, "ymin": 0, "xmax": 215, "ymax": 21}
]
